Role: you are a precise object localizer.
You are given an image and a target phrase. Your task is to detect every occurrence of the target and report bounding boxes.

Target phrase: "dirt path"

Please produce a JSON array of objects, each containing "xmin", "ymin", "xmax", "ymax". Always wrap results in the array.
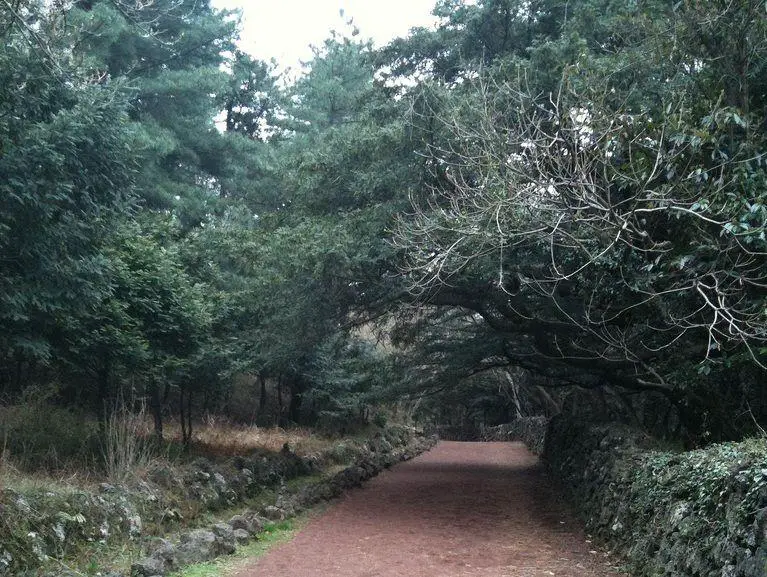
[{"xmin": 234, "ymin": 442, "xmax": 627, "ymax": 577}]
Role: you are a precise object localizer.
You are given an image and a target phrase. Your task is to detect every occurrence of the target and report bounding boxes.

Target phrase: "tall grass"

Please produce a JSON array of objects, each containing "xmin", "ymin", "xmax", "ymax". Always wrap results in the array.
[
  {"xmin": 101, "ymin": 401, "xmax": 153, "ymax": 483},
  {"xmin": 0, "ymin": 393, "xmax": 342, "ymax": 487}
]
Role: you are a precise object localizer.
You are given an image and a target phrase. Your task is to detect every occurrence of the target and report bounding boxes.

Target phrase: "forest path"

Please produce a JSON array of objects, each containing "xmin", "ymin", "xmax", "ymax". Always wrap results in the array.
[{"xmin": 234, "ymin": 441, "xmax": 627, "ymax": 577}]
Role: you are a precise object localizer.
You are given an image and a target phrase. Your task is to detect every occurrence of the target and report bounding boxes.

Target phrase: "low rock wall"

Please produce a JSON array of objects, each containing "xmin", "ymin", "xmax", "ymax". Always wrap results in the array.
[
  {"xmin": 543, "ymin": 416, "xmax": 767, "ymax": 577},
  {"xmin": 0, "ymin": 426, "xmax": 436, "ymax": 577},
  {"xmin": 129, "ymin": 429, "xmax": 437, "ymax": 577},
  {"xmin": 482, "ymin": 417, "xmax": 549, "ymax": 454}
]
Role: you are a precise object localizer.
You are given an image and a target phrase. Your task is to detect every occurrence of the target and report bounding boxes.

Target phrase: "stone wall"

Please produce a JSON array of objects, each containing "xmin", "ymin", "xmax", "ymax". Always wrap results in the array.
[
  {"xmin": 543, "ymin": 416, "xmax": 767, "ymax": 577},
  {"xmin": 482, "ymin": 417, "xmax": 549, "ymax": 454},
  {"xmin": 0, "ymin": 425, "xmax": 435, "ymax": 576},
  {"xmin": 129, "ymin": 429, "xmax": 437, "ymax": 577}
]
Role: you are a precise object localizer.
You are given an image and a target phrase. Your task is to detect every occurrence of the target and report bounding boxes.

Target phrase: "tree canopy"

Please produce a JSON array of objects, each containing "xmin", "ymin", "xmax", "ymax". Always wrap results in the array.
[{"xmin": 1, "ymin": 0, "xmax": 765, "ymax": 443}]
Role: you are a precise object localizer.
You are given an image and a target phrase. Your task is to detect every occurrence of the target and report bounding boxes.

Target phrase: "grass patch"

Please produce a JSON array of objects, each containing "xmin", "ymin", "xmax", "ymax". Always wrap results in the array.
[{"xmin": 168, "ymin": 518, "xmax": 309, "ymax": 577}]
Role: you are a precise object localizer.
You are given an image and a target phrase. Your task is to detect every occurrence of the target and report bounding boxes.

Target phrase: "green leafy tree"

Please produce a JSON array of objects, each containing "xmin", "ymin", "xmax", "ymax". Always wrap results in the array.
[
  {"xmin": 71, "ymin": 0, "xmax": 239, "ymax": 223},
  {"xmin": 304, "ymin": 333, "xmax": 389, "ymax": 432},
  {"xmin": 0, "ymin": 2, "xmax": 138, "ymax": 392},
  {"xmin": 222, "ymin": 50, "xmax": 282, "ymax": 139}
]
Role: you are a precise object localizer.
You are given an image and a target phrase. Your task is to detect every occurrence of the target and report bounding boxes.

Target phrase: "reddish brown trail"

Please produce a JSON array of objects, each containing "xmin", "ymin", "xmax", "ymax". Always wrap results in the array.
[{"xmin": 235, "ymin": 441, "xmax": 627, "ymax": 577}]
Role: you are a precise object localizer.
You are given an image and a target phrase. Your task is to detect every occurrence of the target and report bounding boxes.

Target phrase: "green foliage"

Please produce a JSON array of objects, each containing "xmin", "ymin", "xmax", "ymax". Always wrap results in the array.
[
  {"xmin": 187, "ymin": 215, "xmax": 358, "ymax": 372},
  {"xmin": 0, "ymin": 0, "xmax": 417, "ymax": 438},
  {"xmin": 0, "ymin": 48, "xmax": 137, "ymax": 370},
  {"xmin": 222, "ymin": 51, "xmax": 282, "ymax": 140},
  {"xmin": 3, "ymin": 0, "xmax": 765, "ymax": 485},
  {"xmin": 0, "ymin": 0, "xmax": 243, "ymax": 432},
  {"xmin": 304, "ymin": 335, "xmax": 388, "ymax": 432},
  {"xmin": 288, "ymin": 31, "xmax": 374, "ymax": 130},
  {"xmin": 70, "ymin": 0, "xmax": 238, "ymax": 220}
]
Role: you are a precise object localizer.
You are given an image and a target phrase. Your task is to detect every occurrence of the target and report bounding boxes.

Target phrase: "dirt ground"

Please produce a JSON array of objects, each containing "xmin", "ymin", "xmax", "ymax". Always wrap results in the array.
[{"xmin": 234, "ymin": 441, "xmax": 628, "ymax": 577}]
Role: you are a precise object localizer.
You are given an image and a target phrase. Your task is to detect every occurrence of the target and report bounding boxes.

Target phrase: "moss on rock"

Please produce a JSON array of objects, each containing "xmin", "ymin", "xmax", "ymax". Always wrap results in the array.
[{"xmin": 544, "ymin": 417, "xmax": 767, "ymax": 577}]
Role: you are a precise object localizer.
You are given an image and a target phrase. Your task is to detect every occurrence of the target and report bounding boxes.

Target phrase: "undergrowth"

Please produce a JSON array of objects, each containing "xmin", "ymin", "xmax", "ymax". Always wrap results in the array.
[
  {"xmin": 102, "ymin": 402, "xmax": 154, "ymax": 484},
  {"xmin": 0, "ymin": 394, "xmax": 101, "ymax": 477},
  {"xmin": 171, "ymin": 417, "xmax": 336, "ymax": 458}
]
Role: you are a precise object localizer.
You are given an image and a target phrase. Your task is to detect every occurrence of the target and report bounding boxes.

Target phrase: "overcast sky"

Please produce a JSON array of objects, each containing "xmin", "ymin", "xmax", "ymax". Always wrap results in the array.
[{"xmin": 212, "ymin": 0, "xmax": 439, "ymax": 72}]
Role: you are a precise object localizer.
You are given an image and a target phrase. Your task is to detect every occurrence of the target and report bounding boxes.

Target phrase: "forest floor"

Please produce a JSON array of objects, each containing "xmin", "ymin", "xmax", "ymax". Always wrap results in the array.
[{"xmin": 231, "ymin": 441, "xmax": 629, "ymax": 577}]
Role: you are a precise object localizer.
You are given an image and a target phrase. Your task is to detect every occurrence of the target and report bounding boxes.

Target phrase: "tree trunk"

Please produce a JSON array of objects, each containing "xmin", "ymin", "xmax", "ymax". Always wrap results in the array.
[
  {"xmin": 185, "ymin": 389, "xmax": 193, "ymax": 445},
  {"xmin": 259, "ymin": 373, "xmax": 267, "ymax": 413},
  {"xmin": 178, "ymin": 385, "xmax": 194, "ymax": 445},
  {"xmin": 288, "ymin": 379, "xmax": 305, "ymax": 425},
  {"xmin": 148, "ymin": 377, "xmax": 163, "ymax": 445},
  {"xmin": 96, "ymin": 355, "xmax": 111, "ymax": 437},
  {"xmin": 506, "ymin": 371, "xmax": 523, "ymax": 419},
  {"xmin": 180, "ymin": 387, "xmax": 189, "ymax": 445},
  {"xmin": 202, "ymin": 388, "xmax": 210, "ymax": 416},
  {"xmin": 13, "ymin": 356, "xmax": 23, "ymax": 393}
]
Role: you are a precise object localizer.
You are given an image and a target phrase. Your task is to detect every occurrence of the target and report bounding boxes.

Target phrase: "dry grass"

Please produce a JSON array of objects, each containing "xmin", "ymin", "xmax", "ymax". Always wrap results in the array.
[
  {"xmin": 0, "ymin": 427, "xmax": 9, "ymax": 474},
  {"xmin": 101, "ymin": 402, "xmax": 155, "ymax": 483},
  {"xmin": 0, "ymin": 430, "xmax": 14, "ymax": 489},
  {"xmin": 163, "ymin": 416, "xmax": 338, "ymax": 457},
  {"xmin": 0, "ymin": 450, "xmax": 95, "ymax": 492}
]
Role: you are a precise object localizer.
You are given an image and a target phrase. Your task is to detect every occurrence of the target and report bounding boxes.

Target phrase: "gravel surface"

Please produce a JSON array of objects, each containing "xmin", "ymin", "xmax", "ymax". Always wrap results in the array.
[{"xmin": 234, "ymin": 441, "xmax": 628, "ymax": 577}]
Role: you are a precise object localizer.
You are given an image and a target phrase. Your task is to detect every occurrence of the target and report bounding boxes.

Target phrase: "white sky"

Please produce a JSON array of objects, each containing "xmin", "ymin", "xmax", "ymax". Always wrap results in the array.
[{"xmin": 212, "ymin": 0, "xmax": 439, "ymax": 72}]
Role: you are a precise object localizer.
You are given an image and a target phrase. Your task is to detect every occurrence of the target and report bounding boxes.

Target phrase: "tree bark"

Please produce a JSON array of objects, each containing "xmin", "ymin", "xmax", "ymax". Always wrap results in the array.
[
  {"xmin": 180, "ymin": 387, "xmax": 189, "ymax": 445},
  {"xmin": 148, "ymin": 376, "xmax": 163, "ymax": 444},
  {"xmin": 288, "ymin": 380, "xmax": 304, "ymax": 425},
  {"xmin": 96, "ymin": 355, "xmax": 111, "ymax": 437},
  {"xmin": 259, "ymin": 372, "xmax": 267, "ymax": 413},
  {"xmin": 185, "ymin": 389, "xmax": 193, "ymax": 444}
]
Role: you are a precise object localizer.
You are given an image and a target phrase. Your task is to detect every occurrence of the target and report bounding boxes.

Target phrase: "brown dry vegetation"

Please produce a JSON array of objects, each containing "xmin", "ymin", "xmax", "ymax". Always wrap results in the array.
[{"xmin": 164, "ymin": 416, "xmax": 340, "ymax": 458}]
